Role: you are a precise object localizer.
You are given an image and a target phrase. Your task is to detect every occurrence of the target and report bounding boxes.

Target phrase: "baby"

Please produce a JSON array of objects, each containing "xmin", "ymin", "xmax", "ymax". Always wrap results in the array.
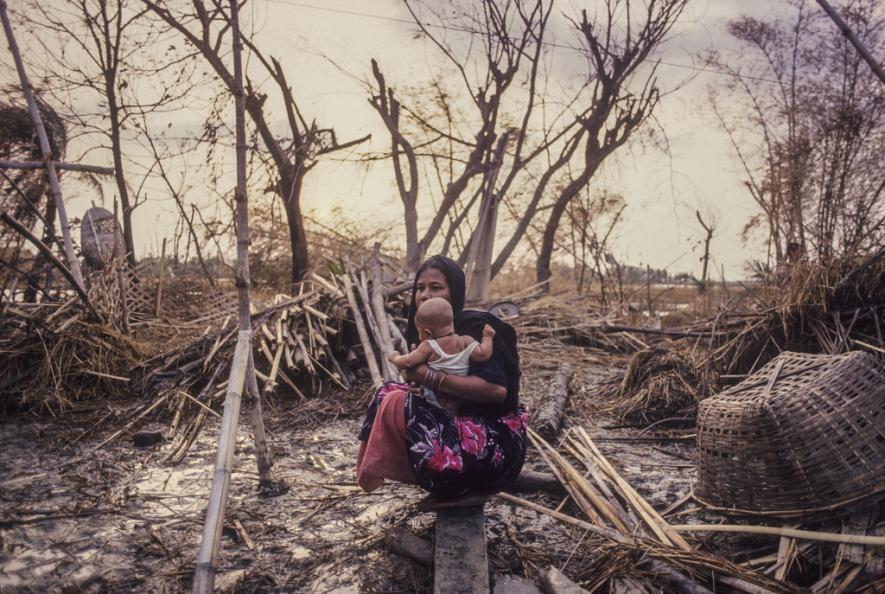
[{"xmin": 388, "ymin": 297, "xmax": 495, "ymax": 411}]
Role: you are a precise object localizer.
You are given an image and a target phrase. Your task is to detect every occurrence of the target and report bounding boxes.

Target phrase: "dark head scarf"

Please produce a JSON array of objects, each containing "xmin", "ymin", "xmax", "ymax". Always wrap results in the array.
[{"xmin": 406, "ymin": 255, "xmax": 521, "ymax": 413}]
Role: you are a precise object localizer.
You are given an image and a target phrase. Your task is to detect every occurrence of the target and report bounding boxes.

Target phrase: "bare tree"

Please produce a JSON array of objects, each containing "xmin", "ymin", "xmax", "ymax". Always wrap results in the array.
[
  {"xmin": 695, "ymin": 209, "xmax": 716, "ymax": 293},
  {"xmin": 19, "ymin": 0, "xmax": 198, "ymax": 267},
  {"xmin": 535, "ymin": 0, "xmax": 688, "ymax": 288},
  {"xmin": 144, "ymin": 0, "xmax": 369, "ymax": 285},
  {"xmin": 369, "ymin": 0, "xmax": 561, "ymax": 269},
  {"xmin": 372, "ymin": 0, "xmax": 686, "ymax": 289},
  {"xmin": 562, "ymin": 189, "xmax": 626, "ymax": 300},
  {"xmin": 708, "ymin": 0, "xmax": 884, "ymax": 264}
]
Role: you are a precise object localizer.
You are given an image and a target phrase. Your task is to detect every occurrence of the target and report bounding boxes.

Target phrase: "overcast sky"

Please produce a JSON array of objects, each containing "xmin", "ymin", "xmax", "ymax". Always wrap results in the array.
[{"xmin": 6, "ymin": 0, "xmax": 805, "ymax": 279}]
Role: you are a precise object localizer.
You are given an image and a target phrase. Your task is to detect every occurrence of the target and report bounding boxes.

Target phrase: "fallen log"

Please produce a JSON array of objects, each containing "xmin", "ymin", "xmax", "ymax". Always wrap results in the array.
[
  {"xmin": 533, "ymin": 364, "xmax": 573, "ymax": 439},
  {"xmin": 385, "ymin": 528, "xmax": 433, "ymax": 566}
]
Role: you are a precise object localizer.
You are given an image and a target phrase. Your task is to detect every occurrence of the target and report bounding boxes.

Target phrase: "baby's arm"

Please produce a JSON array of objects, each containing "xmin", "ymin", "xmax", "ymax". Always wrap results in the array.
[
  {"xmin": 469, "ymin": 324, "xmax": 495, "ymax": 363},
  {"xmin": 388, "ymin": 341, "xmax": 433, "ymax": 370}
]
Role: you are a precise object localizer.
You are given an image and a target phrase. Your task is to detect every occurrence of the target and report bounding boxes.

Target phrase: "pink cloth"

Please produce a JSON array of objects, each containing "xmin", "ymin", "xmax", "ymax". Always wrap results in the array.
[{"xmin": 356, "ymin": 389, "xmax": 417, "ymax": 492}]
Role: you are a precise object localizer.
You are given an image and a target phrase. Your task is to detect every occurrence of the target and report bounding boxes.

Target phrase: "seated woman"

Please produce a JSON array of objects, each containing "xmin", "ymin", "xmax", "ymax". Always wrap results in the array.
[{"xmin": 356, "ymin": 255, "xmax": 527, "ymax": 499}]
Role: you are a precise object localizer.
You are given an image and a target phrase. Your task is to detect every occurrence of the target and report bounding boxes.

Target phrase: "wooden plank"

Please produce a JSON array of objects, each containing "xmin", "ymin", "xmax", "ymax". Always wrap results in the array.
[
  {"xmin": 434, "ymin": 506, "xmax": 489, "ymax": 594},
  {"xmin": 494, "ymin": 574, "xmax": 542, "ymax": 594}
]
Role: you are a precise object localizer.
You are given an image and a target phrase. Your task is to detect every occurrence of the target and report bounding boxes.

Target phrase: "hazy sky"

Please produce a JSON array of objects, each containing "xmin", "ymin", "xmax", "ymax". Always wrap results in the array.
[{"xmin": 6, "ymin": 0, "xmax": 799, "ymax": 279}]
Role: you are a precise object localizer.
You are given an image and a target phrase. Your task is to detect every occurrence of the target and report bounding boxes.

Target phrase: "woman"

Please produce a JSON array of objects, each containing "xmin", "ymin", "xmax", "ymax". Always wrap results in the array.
[{"xmin": 356, "ymin": 255, "xmax": 527, "ymax": 499}]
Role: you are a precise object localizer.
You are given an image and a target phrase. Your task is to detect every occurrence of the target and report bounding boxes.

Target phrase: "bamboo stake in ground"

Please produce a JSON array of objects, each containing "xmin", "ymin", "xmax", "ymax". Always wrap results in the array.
[
  {"xmin": 192, "ymin": 333, "xmax": 251, "ymax": 593},
  {"xmin": 192, "ymin": 2, "xmax": 263, "ymax": 590},
  {"xmin": 0, "ymin": 0, "xmax": 86, "ymax": 292},
  {"xmin": 246, "ymin": 352, "xmax": 274, "ymax": 485}
]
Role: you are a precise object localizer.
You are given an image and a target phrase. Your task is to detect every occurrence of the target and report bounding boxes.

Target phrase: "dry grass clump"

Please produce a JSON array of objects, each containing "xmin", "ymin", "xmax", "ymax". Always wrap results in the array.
[
  {"xmin": 708, "ymin": 252, "xmax": 884, "ymax": 375},
  {"xmin": 1, "ymin": 312, "xmax": 145, "ymax": 413},
  {"xmin": 613, "ymin": 347, "xmax": 716, "ymax": 423}
]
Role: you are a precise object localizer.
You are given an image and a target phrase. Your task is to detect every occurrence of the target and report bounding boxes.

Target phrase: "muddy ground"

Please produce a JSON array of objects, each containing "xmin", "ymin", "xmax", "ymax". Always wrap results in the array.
[{"xmin": 0, "ymin": 347, "xmax": 714, "ymax": 593}]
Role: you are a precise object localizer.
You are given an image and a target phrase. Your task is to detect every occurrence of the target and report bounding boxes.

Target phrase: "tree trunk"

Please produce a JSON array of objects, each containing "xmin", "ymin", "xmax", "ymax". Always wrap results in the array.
[
  {"xmin": 536, "ymin": 167, "xmax": 595, "ymax": 290},
  {"xmin": 106, "ymin": 92, "xmax": 136, "ymax": 267},
  {"xmin": 282, "ymin": 171, "xmax": 309, "ymax": 285}
]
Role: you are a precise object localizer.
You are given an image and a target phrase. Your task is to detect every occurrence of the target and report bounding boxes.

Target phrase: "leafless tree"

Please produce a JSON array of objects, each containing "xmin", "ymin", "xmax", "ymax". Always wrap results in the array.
[
  {"xmin": 695, "ymin": 209, "xmax": 716, "ymax": 293},
  {"xmin": 144, "ymin": 0, "xmax": 369, "ymax": 285},
  {"xmin": 534, "ymin": 0, "xmax": 688, "ymax": 288},
  {"xmin": 371, "ymin": 0, "xmax": 686, "ymax": 291},
  {"xmin": 18, "ymin": 0, "xmax": 199, "ymax": 267},
  {"xmin": 369, "ymin": 0, "xmax": 558, "ymax": 270},
  {"xmin": 708, "ymin": 0, "xmax": 884, "ymax": 264},
  {"xmin": 563, "ymin": 189, "xmax": 626, "ymax": 300}
]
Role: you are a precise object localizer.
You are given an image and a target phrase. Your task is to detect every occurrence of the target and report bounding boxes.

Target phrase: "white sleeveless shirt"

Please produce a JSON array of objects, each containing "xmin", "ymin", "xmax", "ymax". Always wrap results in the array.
[{"xmin": 423, "ymin": 338, "xmax": 479, "ymax": 407}]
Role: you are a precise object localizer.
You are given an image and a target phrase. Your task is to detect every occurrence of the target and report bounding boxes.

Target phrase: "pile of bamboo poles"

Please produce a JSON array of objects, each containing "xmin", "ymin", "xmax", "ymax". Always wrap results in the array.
[{"xmin": 510, "ymin": 426, "xmax": 885, "ymax": 593}]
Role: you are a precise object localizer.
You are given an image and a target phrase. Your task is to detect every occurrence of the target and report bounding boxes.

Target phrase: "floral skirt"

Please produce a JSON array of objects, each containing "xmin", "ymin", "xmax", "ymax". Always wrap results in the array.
[{"xmin": 358, "ymin": 382, "xmax": 528, "ymax": 499}]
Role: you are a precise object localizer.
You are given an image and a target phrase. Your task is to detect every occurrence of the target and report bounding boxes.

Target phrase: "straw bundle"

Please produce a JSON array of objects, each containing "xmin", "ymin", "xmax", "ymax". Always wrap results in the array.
[{"xmin": 613, "ymin": 347, "xmax": 715, "ymax": 423}]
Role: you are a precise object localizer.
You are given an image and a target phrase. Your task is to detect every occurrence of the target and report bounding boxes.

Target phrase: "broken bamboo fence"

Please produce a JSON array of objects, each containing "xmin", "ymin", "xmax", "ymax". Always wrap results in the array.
[{"xmin": 0, "ymin": 0, "xmax": 86, "ymax": 294}]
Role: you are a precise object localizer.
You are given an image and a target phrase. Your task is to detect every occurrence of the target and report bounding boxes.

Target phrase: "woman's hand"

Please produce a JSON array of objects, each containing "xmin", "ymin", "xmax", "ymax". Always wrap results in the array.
[
  {"xmin": 437, "ymin": 374, "xmax": 506, "ymax": 404},
  {"xmin": 401, "ymin": 363, "xmax": 506, "ymax": 405},
  {"xmin": 402, "ymin": 364, "xmax": 429, "ymax": 385}
]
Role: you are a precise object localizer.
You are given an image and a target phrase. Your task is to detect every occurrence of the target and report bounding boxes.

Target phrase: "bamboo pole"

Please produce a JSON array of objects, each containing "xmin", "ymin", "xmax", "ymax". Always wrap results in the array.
[
  {"xmin": 673, "ymin": 524, "xmax": 885, "ymax": 546},
  {"xmin": 0, "ymin": 159, "xmax": 115, "ymax": 175},
  {"xmin": 370, "ymin": 244, "xmax": 398, "ymax": 380},
  {"xmin": 192, "ymin": 2, "xmax": 260, "ymax": 591},
  {"xmin": 528, "ymin": 429, "xmax": 627, "ymax": 531},
  {"xmin": 575, "ymin": 427, "xmax": 692, "ymax": 551},
  {"xmin": 155, "ymin": 237, "xmax": 167, "ymax": 317},
  {"xmin": 356, "ymin": 268, "xmax": 396, "ymax": 380},
  {"xmin": 814, "ymin": 0, "xmax": 885, "ymax": 85},
  {"xmin": 246, "ymin": 352, "xmax": 273, "ymax": 485},
  {"xmin": 0, "ymin": 0, "xmax": 86, "ymax": 292},
  {"xmin": 192, "ymin": 332, "xmax": 251, "ymax": 593},
  {"xmin": 342, "ymin": 271, "xmax": 382, "ymax": 386}
]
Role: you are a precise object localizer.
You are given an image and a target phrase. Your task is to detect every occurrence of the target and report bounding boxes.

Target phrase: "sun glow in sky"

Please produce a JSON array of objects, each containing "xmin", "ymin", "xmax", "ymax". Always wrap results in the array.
[{"xmin": 5, "ymin": 0, "xmax": 796, "ymax": 279}]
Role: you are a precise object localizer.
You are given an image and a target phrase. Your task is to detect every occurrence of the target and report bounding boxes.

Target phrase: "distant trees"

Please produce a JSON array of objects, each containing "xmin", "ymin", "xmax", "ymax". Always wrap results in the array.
[
  {"xmin": 709, "ymin": 0, "xmax": 884, "ymax": 264},
  {"xmin": 370, "ymin": 0, "xmax": 687, "ymax": 290}
]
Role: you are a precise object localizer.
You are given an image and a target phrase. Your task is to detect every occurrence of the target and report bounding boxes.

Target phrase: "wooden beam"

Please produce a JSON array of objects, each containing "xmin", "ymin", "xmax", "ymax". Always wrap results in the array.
[
  {"xmin": 434, "ymin": 505, "xmax": 489, "ymax": 594},
  {"xmin": 0, "ymin": 159, "xmax": 115, "ymax": 176},
  {"xmin": 532, "ymin": 364, "xmax": 573, "ymax": 439}
]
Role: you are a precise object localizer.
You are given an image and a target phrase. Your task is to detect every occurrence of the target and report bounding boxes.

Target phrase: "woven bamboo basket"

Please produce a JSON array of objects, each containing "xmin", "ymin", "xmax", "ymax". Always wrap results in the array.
[{"xmin": 696, "ymin": 351, "xmax": 885, "ymax": 511}]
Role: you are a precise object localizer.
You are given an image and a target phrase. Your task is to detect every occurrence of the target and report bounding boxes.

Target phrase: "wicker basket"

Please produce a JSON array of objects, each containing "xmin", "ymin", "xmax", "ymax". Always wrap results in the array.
[{"xmin": 696, "ymin": 351, "xmax": 885, "ymax": 511}]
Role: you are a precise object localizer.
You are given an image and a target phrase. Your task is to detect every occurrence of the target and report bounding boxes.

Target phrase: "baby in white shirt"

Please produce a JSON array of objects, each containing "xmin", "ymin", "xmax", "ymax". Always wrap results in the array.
[{"xmin": 388, "ymin": 297, "xmax": 495, "ymax": 411}]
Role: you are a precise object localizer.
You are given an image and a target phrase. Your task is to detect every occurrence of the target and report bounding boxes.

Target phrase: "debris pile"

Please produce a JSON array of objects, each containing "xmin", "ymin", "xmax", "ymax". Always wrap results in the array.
[
  {"xmin": 614, "ymin": 347, "xmax": 715, "ymax": 423},
  {"xmin": 516, "ymin": 426, "xmax": 885, "ymax": 593}
]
